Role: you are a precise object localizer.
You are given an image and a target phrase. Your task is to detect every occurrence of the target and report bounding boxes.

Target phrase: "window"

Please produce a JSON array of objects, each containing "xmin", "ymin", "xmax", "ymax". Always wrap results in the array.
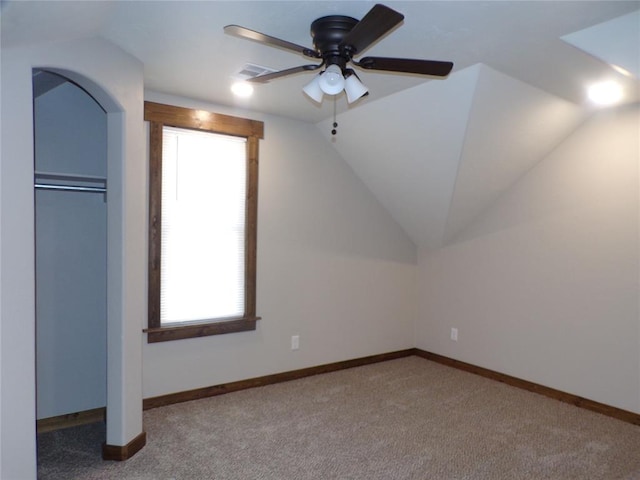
[{"xmin": 144, "ymin": 102, "xmax": 263, "ymax": 343}]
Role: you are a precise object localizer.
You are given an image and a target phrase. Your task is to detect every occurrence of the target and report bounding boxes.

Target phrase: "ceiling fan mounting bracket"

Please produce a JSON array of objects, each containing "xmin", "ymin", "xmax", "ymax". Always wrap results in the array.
[{"xmin": 310, "ymin": 15, "xmax": 358, "ymax": 65}]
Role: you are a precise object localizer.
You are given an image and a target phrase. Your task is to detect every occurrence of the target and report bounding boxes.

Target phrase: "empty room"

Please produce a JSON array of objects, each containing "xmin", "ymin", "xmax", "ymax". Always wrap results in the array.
[{"xmin": 1, "ymin": 1, "xmax": 639, "ymax": 479}]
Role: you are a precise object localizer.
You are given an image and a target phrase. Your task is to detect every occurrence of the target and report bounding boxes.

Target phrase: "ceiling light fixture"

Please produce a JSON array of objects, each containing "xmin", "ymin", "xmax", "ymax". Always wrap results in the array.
[
  {"xmin": 303, "ymin": 64, "xmax": 368, "ymax": 105},
  {"xmin": 588, "ymin": 80, "xmax": 623, "ymax": 106},
  {"xmin": 231, "ymin": 81, "xmax": 254, "ymax": 98}
]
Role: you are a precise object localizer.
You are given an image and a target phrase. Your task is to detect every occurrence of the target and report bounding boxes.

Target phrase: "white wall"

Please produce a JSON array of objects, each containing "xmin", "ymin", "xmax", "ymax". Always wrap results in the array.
[
  {"xmin": 4, "ymin": 30, "xmax": 635, "ymax": 480},
  {"xmin": 35, "ymin": 81, "xmax": 107, "ymax": 419},
  {"xmin": 142, "ymin": 92, "xmax": 418, "ymax": 399},
  {"xmin": 1, "ymin": 35, "xmax": 416, "ymax": 477},
  {"xmin": 416, "ymin": 104, "xmax": 640, "ymax": 414},
  {"xmin": 1, "ymin": 38, "xmax": 144, "ymax": 479}
]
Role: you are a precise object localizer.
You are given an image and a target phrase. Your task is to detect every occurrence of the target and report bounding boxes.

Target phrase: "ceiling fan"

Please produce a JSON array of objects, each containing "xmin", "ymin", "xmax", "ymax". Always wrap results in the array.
[{"xmin": 224, "ymin": 3, "xmax": 454, "ymax": 105}]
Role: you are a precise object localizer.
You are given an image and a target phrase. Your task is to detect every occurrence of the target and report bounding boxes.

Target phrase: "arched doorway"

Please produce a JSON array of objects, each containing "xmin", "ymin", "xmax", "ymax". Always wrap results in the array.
[
  {"xmin": 33, "ymin": 69, "xmax": 108, "ymax": 448},
  {"xmin": 31, "ymin": 65, "xmax": 146, "ymax": 465},
  {"xmin": 1, "ymin": 39, "xmax": 145, "ymax": 477}
]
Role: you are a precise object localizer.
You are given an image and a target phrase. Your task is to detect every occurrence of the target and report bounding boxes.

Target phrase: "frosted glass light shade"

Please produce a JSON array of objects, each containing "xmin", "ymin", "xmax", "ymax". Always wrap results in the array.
[
  {"xmin": 344, "ymin": 74, "xmax": 368, "ymax": 103},
  {"xmin": 318, "ymin": 64, "xmax": 345, "ymax": 95},
  {"xmin": 303, "ymin": 75, "xmax": 324, "ymax": 103}
]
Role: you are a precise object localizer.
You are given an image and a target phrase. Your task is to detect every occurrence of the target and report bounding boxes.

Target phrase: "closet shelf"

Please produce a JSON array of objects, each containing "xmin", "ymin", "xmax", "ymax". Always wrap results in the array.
[{"xmin": 34, "ymin": 171, "xmax": 107, "ymax": 194}]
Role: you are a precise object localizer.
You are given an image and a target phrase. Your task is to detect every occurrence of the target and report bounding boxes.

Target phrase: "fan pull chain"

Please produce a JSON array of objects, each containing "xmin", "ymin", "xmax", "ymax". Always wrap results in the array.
[{"xmin": 331, "ymin": 97, "xmax": 338, "ymax": 136}]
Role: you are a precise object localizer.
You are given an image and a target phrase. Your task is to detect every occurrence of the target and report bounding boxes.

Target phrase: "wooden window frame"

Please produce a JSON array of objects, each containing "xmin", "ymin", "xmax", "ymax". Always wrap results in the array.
[{"xmin": 144, "ymin": 101, "xmax": 263, "ymax": 343}]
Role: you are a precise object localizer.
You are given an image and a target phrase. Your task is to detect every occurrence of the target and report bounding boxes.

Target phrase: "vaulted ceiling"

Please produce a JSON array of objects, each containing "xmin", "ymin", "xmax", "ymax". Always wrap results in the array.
[
  {"xmin": 3, "ymin": 1, "xmax": 639, "ymax": 248},
  {"xmin": 318, "ymin": 64, "xmax": 588, "ymax": 247}
]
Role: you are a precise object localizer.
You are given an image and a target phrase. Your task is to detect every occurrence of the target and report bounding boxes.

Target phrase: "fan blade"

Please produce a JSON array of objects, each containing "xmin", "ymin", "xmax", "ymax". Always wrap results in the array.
[
  {"xmin": 356, "ymin": 57, "xmax": 453, "ymax": 76},
  {"xmin": 247, "ymin": 64, "xmax": 322, "ymax": 83},
  {"xmin": 224, "ymin": 25, "xmax": 321, "ymax": 59},
  {"xmin": 340, "ymin": 4, "xmax": 404, "ymax": 55}
]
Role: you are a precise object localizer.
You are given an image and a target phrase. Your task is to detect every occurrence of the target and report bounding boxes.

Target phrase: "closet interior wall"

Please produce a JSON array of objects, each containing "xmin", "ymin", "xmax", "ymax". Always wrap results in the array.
[{"xmin": 34, "ymin": 71, "xmax": 108, "ymax": 420}]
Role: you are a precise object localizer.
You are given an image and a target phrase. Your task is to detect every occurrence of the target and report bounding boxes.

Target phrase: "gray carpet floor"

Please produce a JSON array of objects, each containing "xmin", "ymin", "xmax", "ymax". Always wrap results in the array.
[{"xmin": 38, "ymin": 356, "xmax": 640, "ymax": 479}]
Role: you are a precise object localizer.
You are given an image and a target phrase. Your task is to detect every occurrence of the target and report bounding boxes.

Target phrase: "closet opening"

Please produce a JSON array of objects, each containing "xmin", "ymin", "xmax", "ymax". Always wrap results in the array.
[{"xmin": 33, "ymin": 69, "xmax": 108, "ymax": 449}]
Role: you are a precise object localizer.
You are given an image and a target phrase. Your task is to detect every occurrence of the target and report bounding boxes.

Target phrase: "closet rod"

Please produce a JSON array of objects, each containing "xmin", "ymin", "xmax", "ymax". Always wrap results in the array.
[{"xmin": 35, "ymin": 183, "xmax": 107, "ymax": 193}]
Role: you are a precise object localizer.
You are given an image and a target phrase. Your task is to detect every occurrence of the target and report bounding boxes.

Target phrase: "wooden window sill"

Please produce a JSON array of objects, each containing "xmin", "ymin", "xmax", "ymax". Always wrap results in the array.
[{"xmin": 145, "ymin": 316, "xmax": 260, "ymax": 343}]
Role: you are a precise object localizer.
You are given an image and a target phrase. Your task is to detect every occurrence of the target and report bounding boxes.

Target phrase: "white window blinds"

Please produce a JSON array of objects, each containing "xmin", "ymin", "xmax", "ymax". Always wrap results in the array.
[{"xmin": 160, "ymin": 126, "xmax": 247, "ymax": 325}]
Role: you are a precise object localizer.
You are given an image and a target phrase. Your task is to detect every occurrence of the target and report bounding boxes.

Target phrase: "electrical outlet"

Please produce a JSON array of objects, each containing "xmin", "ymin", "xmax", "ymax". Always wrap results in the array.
[
  {"xmin": 450, "ymin": 328, "xmax": 458, "ymax": 342},
  {"xmin": 291, "ymin": 335, "xmax": 300, "ymax": 351}
]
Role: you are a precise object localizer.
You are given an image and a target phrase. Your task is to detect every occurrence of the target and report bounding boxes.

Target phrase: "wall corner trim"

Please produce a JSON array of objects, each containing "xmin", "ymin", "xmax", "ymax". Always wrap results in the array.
[
  {"xmin": 143, "ymin": 349, "xmax": 415, "ymax": 410},
  {"xmin": 142, "ymin": 348, "xmax": 640, "ymax": 428},
  {"xmin": 102, "ymin": 431, "xmax": 147, "ymax": 461},
  {"xmin": 413, "ymin": 349, "xmax": 640, "ymax": 426}
]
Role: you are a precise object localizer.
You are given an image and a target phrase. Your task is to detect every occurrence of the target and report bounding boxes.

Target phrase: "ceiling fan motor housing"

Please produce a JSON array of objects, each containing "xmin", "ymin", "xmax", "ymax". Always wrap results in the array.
[{"xmin": 310, "ymin": 15, "xmax": 358, "ymax": 69}]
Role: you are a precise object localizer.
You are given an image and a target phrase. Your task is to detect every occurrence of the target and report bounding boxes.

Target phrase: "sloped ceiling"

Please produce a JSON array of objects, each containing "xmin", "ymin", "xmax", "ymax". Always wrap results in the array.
[
  {"xmin": 317, "ymin": 65, "xmax": 478, "ymax": 248},
  {"xmin": 318, "ymin": 64, "xmax": 587, "ymax": 248},
  {"xmin": 444, "ymin": 65, "xmax": 587, "ymax": 245},
  {"xmin": 562, "ymin": 9, "xmax": 640, "ymax": 78},
  {"xmin": 315, "ymin": 7, "xmax": 639, "ymax": 249},
  {"xmin": 2, "ymin": 1, "xmax": 639, "ymax": 250}
]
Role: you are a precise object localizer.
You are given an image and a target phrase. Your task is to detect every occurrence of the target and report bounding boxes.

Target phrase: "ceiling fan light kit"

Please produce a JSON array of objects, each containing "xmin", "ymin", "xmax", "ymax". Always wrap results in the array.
[
  {"xmin": 302, "ymin": 75, "xmax": 324, "ymax": 102},
  {"xmin": 303, "ymin": 67, "xmax": 369, "ymax": 104},
  {"xmin": 318, "ymin": 64, "xmax": 346, "ymax": 95},
  {"xmin": 344, "ymin": 73, "xmax": 369, "ymax": 104},
  {"xmin": 224, "ymin": 3, "xmax": 454, "ymax": 106}
]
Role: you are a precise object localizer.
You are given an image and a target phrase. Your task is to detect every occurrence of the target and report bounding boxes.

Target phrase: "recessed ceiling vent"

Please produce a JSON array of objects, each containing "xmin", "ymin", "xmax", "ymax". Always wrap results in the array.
[{"xmin": 235, "ymin": 63, "xmax": 277, "ymax": 81}]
